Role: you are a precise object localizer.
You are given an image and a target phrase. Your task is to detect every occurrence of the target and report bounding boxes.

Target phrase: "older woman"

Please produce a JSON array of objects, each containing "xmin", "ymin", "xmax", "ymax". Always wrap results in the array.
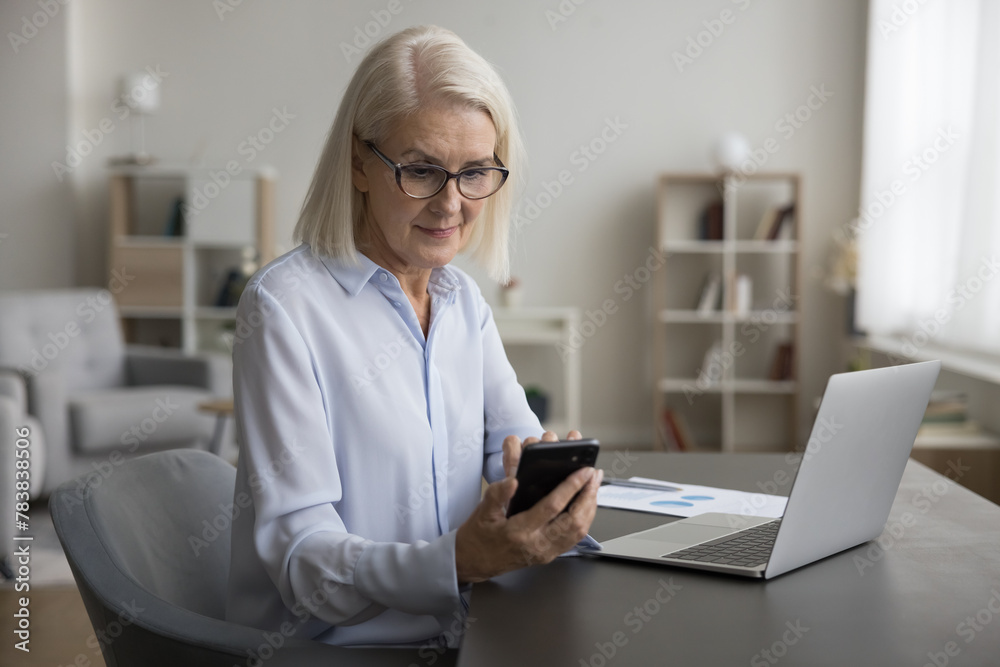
[{"xmin": 225, "ymin": 25, "xmax": 601, "ymax": 648}]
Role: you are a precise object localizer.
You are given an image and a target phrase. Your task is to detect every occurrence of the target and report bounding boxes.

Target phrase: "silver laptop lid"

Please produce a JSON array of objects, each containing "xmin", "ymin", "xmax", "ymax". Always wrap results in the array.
[{"xmin": 765, "ymin": 360, "xmax": 940, "ymax": 578}]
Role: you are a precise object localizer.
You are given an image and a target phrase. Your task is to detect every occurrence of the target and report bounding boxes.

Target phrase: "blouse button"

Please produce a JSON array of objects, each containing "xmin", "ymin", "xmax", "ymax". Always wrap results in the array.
[{"xmin": 379, "ymin": 273, "xmax": 388, "ymax": 282}]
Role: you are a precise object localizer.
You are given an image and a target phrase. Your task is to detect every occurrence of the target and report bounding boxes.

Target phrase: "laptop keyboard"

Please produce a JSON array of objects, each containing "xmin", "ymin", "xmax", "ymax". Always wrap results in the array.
[{"xmin": 664, "ymin": 520, "xmax": 781, "ymax": 568}]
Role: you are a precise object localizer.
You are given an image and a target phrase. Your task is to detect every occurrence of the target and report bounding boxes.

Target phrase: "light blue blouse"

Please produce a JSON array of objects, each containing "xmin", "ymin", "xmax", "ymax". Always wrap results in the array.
[{"xmin": 224, "ymin": 243, "xmax": 545, "ymax": 647}]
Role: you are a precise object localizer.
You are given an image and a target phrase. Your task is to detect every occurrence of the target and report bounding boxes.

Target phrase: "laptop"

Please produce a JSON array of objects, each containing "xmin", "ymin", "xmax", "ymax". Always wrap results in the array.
[{"xmin": 582, "ymin": 360, "xmax": 941, "ymax": 579}]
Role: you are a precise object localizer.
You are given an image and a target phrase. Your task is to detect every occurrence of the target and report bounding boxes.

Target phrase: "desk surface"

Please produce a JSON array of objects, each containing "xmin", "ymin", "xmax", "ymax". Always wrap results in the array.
[{"xmin": 458, "ymin": 452, "xmax": 1000, "ymax": 666}]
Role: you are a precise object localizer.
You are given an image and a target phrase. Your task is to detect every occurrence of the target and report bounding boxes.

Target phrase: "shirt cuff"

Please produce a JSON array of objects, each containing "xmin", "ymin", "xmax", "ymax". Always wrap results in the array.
[
  {"xmin": 353, "ymin": 529, "xmax": 462, "ymax": 617},
  {"xmin": 559, "ymin": 533, "xmax": 603, "ymax": 557},
  {"xmin": 484, "ymin": 451, "xmax": 505, "ymax": 483}
]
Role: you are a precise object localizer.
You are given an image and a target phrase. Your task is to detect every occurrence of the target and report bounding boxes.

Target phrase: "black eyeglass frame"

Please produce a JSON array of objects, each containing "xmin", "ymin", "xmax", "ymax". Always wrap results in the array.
[{"xmin": 364, "ymin": 140, "xmax": 509, "ymax": 200}]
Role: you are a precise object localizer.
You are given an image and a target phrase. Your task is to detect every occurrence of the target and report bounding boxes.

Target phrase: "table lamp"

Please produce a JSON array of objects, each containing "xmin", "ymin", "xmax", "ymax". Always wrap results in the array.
[{"xmin": 110, "ymin": 70, "xmax": 161, "ymax": 165}]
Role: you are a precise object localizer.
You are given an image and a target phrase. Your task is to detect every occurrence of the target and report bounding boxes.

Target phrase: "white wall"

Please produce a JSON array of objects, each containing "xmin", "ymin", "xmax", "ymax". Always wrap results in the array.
[
  {"xmin": 58, "ymin": 0, "xmax": 866, "ymax": 447},
  {"xmin": 0, "ymin": 0, "xmax": 74, "ymax": 288}
]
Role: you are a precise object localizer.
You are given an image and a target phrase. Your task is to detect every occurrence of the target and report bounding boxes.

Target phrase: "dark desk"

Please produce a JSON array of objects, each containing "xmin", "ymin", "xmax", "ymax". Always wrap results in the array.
[{"xmin": 458, "ymin": 453, "xmax": 1000, "ymax": 666}]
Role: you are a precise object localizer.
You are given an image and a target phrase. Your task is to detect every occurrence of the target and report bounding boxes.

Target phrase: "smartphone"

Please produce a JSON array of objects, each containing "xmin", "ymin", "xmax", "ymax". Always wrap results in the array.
[{"xmin": 506, "ymin": 439, "xmax": 600, "ymax": 518}]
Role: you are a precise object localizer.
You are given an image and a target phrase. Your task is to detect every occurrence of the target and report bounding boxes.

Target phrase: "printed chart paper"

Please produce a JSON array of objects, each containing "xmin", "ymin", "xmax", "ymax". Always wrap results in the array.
[{"xmin": 597, "ymin": 477, "xmax": 787, "ymax": 519}]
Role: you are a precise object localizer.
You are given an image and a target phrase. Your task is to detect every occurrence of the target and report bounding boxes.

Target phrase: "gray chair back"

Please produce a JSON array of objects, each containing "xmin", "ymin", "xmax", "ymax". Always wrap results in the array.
[
  {"xmin": 50, "ymin": 448, "xmax": 446, "ymax": 666},
  {"xmin": 0, "ymin": 289, "xmax": 126, "ymax": 392},
  {"xmin": 81, "ymin": 446, "xmax": 233, "ymax": 617}
]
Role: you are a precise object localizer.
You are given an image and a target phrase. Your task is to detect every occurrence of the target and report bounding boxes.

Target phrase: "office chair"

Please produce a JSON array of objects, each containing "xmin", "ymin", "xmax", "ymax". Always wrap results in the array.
[{"xmin": 50, "ymin": 448, "xmax": 455, "ymax": 666}]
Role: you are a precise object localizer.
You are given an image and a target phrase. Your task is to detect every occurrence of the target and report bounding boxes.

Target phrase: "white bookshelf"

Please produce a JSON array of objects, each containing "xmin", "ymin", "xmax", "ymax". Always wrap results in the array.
[
  {"xmin": 108, "ymin": 164, "xmax": 275, "ymax": 354},
  {"xmin": 853, "ymin": 335, "xmax": 1000, "ymax": 450},
  {"xmin": 493, "ymin": 307, "xmax": 581, "ymax": 436},
  {"xmin": 652, "ymin": 172, "xmax": 801, "ymax": 452}
]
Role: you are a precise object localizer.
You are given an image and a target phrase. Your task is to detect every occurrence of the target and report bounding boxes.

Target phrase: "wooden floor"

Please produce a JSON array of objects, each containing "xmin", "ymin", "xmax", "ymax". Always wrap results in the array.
[{"xmin": 0, "ymin": 585, "xmax": 106, "ymax": 667}]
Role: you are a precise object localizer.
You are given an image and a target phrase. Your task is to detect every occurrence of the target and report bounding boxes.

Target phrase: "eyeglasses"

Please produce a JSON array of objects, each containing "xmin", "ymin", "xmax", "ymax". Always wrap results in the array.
[{"xmin": 365, "ymin": 141, "xmax": 509, "ymax": 200}]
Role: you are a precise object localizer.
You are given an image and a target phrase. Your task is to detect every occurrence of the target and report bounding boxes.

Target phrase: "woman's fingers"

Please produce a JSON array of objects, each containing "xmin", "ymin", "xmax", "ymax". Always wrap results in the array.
[
  {"xmin": 566, "ymin": 430, "xmax": 582, "ymax": 440},
  {"xmin": 484, "ymin": 476, "xmax": 518, "ymax": 518},
  {"xmin": 502, "ymin": 435, "xmax": 522, "ymax": 478},
  {"xmin": 520, "ymin": 466, "xmax": 596, "ymax": 526},
  {"xmin": 514, "ymin": 467, "xmax": 600, "ymax": 561},
  {"xmin": 458, "ymin": 467, "xmax": 602, "ymax": 581}
]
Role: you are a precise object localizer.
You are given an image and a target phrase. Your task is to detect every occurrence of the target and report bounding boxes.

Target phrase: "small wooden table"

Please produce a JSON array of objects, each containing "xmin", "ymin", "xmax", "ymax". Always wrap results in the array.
[{"xmin": 198, "ymin": 398, "xmax": 234, "ymax": 456}]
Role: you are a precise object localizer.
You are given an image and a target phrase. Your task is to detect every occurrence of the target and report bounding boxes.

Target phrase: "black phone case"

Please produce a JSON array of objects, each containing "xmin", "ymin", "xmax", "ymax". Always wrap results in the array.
[{"xmin": 506, "ymin": 439, "xmax": 600, "ymax": 517}]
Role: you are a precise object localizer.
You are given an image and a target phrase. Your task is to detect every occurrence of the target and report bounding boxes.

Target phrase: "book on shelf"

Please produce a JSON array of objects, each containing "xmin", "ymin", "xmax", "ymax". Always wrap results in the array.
[
  {"xmin": 753, "ymin": 207, "xmax": 782, "ymax": 240},
  {"xmin": 769, "ymin": 342, "xmax": 795, "ymax": 381},
  {"xmin": 215, "ymin": 268, "xmax": 249, "ymax": 308},
  {"xmin": 698, "ymin": 200, "xmax": 724, "ymax": 240},
  {"xmin": 658, "ymin": 407, "xmax": 681, "ymax": 451},
  {"xmin": 767, "ymin": 203, "xmax": 795, "ymax": 241},
  {"xmin": 163, "ymin": 196, "xmax": 185, "ymax": 237},
  {"xmin": 699, "ymin": 340, "xmax": 725, "ymax": 386},
  {"xmin": 696, "ymin": 273, "xmax": 723, "ymax": 314},
  {"xmin": 659, "ymin": 407, "xmax": 695, "ymax": 451},
  {"xmin": 727, "ymin": 273, "xmax": 753, "ymax": 316},
  {"xmin": 922, "ymin": 390, "xmax": 968, "ymax": 424}
]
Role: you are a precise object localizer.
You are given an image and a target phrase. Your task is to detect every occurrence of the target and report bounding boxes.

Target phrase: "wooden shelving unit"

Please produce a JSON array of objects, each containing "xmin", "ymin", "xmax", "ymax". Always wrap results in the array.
[
  {"xmin": 493, "ymin": 306, "xmax": 581, "ymax": 436},
  {"xmin": 652, "ymin": 172, "xmax": 802, "ymax": 452},
  {"xmin": 108, "ymin": 164, "xmax": 275, "ymax": 354}
]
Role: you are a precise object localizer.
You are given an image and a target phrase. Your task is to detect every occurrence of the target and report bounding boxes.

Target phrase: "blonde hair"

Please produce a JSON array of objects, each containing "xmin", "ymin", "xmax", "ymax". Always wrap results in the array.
[{"xmin": 293, "ymin": 25, "xmax": 524, "ymax": 283}]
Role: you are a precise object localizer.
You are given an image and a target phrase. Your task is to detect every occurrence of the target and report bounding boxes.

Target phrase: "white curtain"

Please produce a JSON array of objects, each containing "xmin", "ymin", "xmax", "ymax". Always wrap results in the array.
[{"xmin": 856, "ymin": 0, "xmax": 1000, "ymax": 356}]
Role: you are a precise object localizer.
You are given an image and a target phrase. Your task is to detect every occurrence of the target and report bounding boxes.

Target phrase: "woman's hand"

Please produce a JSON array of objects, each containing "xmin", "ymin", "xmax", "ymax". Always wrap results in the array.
[
  {"xmin": 502, "ymin": 429, "xmax": 583, "ymax": 477},
  {"xmin": 454, "ymin": 451, "xmax": 601, "ymax": 584}
]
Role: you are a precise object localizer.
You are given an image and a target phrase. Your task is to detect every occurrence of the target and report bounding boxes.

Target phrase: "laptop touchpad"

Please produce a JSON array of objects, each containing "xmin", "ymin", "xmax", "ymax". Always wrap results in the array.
[{"xmin": 632, "ymin": 522, "xmax": 734, "ymax": 545}]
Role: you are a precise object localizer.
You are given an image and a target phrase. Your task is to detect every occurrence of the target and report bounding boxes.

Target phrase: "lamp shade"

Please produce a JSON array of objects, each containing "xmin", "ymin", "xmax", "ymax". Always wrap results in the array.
[
  {"xmin": 119, "ymin": 71, "xmax": 160, "ymax": 114},
  {"xmin": 711, "ymin": 132, "xmax": 751, "ymax": 173}
]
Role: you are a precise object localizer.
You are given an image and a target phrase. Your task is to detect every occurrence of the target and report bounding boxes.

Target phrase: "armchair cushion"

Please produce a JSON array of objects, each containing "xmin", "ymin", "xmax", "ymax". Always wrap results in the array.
[
  {"xmin": 0, "ymin": 367, "xmax": 28, "ymax": 409},
  {"xmin": 69, "ymin": 386, "xmax": 216, "ymax": 454},
  {"xmin": 126, "ymin": 345, "xmax": 232, "ymax": 397},
  {"xmin": 0, "ymin": 289, "xmax": 126, "ymax": 392}
]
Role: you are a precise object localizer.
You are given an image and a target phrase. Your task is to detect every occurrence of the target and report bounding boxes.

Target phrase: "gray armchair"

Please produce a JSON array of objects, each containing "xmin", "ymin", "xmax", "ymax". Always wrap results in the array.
[{"xmin": 0, "ymin": 286, "xmax": 231, "ymax": 528}]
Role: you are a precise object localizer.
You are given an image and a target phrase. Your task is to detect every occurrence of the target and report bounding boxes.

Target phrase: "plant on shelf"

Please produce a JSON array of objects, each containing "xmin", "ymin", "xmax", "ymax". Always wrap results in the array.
[
  {"xmin": 524, "ymin": 385, "xmax": 549, "ymax": 423},
  {"xmin": 824, "ymin": 231, "xmax": 860, "ymax": 335},
  {"xmin": 500, "ymin": 277, "xmax": 522, "ymax": 308}
]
